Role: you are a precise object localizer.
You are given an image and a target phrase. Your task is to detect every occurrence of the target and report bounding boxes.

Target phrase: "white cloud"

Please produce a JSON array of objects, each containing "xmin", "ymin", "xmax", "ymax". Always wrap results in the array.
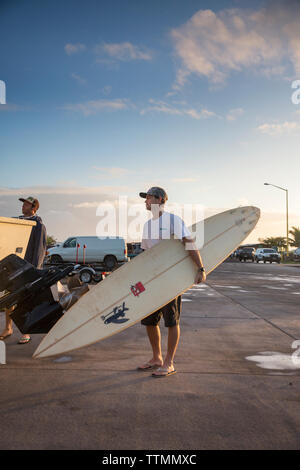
[
  {"xmin": 95, "ymin": 41, "xmax": 153, "ymax": 62},
  {"xmin": 185, "ymin": 108, "xmax": 216, "ymax": 119},
  {"xmin": 170, "ymin": 2, "xmax": 300, "ymax": 88},
  {"xmin": 0, "ymin": 185, "xmax": 136, "ymax": 240},
  {"xmin": 260, "ymin": 65, "xmax": 286, "ymax": 78},
  {"xmin": 140, "ymin": 99, "xmax": 216, "ymax": 120},
  {"xmin": 71, "ymin": 73, "xmax": 87, "ymax": 85},
  {"xmin": 92, "ymin": 167, "xmax": 131, "ymax": 178},
  {"xmin": 0, "ymin": 185, "xmax": 130, "ymax": 196},
  {"xmin": 236, "ymin": 197, "xmax": 250, "ymax": 206},
  {"xmin": 70, "ymin": 198, "xmax": 131, "ymax": 209},
  {"xmin": 61, "ymin": 98, "xmax": 131, "ymax": 116},
  {"xmin": 70, "ymin": 201, "xmax": 104, "ymax": 209},
  {"xmin": 2, "ymin": 185, "xmax": 300, "ymax": 244},
  {"xmin": 64, "ymin": 43, "xmax": 86, "ymax": 55},
  {"xmin": 172, "ymin": 178, "xmax": 198, "ymax": 183},
  {"xmin": 257, "ymin": 121, "xmax": 300, "ymax": 135},
  {"xmin": 141, "ymin": 99, "xmax": 181, "ymax": 116},
  {"xmin": 226, "ymin": 108, "xmax": 244, "ymax": 121},
  {"xmin": 0, "ymin": 103, "xmax": 25, "ymax": 112}
]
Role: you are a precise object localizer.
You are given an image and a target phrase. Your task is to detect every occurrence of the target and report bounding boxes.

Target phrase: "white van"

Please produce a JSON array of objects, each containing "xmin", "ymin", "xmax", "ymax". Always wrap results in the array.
[{"xmin": 46, "ymin": 236, "xmax": 128, "ymax": 269}]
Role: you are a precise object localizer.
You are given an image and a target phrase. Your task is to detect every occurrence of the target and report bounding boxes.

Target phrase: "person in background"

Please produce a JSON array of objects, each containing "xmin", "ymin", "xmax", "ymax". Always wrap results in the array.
[{"xmin": 0, "ymin": 196, "xmax": 47, "ymax": 344}]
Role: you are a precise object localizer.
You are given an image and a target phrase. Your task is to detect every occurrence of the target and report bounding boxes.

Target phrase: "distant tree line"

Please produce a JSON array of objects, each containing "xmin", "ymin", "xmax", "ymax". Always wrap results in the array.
[{"xmin": 259, "ymin": 226, "xmax": 300, "ymax": 249}]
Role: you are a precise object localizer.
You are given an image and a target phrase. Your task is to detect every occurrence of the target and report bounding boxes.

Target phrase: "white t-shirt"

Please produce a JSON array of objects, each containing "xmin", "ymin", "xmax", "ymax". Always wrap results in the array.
[{"xmin": 141, "ymin": 211, "xmax": 191, "ymax": 250}]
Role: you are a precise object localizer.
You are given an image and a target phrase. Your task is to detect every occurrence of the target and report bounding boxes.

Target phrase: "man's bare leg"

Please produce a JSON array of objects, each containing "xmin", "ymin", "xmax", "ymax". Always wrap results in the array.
[
  {"xmin": 164, "ymin": 324, "xmax": 180, "ymax": 368},
  {"xmin": 138, "ymin": 325, "xmax": 163, "ymax": 369},
  {"xmin": 0, "ymin": 309, "xmax": 14, "ymax": 339},
  {"xmin": 0, "ymin": 308, "xmax": 31, "ymax": 343},
  {"xmin": 153, "ymin": 324, "xmax": 180, "ymax": 376}
]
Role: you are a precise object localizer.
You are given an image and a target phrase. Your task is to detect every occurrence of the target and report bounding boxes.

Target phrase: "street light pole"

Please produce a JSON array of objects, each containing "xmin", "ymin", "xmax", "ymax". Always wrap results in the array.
[{"xmin": 264, "ymin": 183, "xmax": 289, "ymax": 255}]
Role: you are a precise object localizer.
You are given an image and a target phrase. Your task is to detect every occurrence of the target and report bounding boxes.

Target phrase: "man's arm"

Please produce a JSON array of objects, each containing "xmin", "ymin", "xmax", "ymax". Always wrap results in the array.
[
  {"xmin": 32, "ymin": 221, "xmax": 47, "ymax": 268},
  {"xmin": 182, "ymin": 237, "xmax": 206, "ymax": 284}
]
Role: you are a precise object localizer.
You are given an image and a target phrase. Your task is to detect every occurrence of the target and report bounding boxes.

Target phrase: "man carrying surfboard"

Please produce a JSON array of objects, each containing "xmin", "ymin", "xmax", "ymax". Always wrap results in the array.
[{"xmin": 138, "ymin": 187, "xmax": 206, "ymax": 377}]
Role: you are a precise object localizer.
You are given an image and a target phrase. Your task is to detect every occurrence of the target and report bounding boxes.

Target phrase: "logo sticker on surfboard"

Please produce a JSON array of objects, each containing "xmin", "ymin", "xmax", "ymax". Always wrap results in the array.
[
  {"xmin": 101, "ymin": 302, "xmax": 129, "ymax": 324},
  {"xmin": 130, "ymin": 282, "xmax": 146, "ymax": 297}
]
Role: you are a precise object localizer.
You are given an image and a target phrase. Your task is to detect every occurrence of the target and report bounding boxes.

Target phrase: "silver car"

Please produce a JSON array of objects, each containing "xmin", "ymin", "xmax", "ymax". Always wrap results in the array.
[
  {"xmin": 254, "ymin": 248, "xmax": 281, "ymax": 264},
  {"xmin": 293, "ymin": 247, "xmax": 300, "ymax": 261}
]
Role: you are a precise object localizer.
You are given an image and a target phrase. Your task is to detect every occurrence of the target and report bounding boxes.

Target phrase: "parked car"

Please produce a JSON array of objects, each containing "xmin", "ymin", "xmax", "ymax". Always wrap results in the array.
[
  {"xmin": 46, "ymin": 236, "xmax": 128, "ymax": 269},
  {"xmin": 254, "ymin": 248, "xmax": 281, "ymax": 264},
  {"xmin": 238, "ymin": 247, "xmax": 255, "ymax": 262},
  {"xmin": 293, "ymin": 246, "xmax": 300, "ymax": 261},
  {"xmin": 127, "ymin": 242, "xmax": 143, "ymax": 259},
  {"xmin": 234, "ymin": 248, "xmax": 243, "ymax": 258}
]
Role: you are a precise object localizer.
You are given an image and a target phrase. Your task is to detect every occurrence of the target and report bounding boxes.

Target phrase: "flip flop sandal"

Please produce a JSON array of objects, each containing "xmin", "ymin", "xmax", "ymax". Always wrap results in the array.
[
  {"xmin": 137, "ymin": 363, "xmax": 161, "ymax": 371},
  {"xmin": 152, "ymin": 367, "xmax": 177, "ymax": 378},
  {"xmin": 0, "ymin": 333, "xmax": 12, "ymax": 341},
  {"xmin": 18, "ymin": 337, "xmax": 31, "ymax": 344}
]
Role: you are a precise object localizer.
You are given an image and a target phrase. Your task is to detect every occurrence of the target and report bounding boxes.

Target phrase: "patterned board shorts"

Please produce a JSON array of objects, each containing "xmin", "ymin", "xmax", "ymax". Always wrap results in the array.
[{"xmin": 141, "ymin": 296, "xmax": 181, "ymax": 327}]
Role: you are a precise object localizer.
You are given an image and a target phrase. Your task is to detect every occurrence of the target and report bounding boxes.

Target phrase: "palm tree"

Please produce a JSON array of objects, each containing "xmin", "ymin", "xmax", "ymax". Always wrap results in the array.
[
  {"xmin": 289, "ymin": 226, "xmax": 300, "ymax": 247},
  {"xmin": 258, "ymin": 236, "xmax": 287, "ymax": 249},
  {"xmin": 47, "ymin": 235, "xmax": 57, "ymax": 248}
]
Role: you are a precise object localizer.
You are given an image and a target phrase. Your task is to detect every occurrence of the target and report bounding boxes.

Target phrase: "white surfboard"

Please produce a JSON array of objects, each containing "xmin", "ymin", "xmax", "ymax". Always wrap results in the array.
[{"xmin": 33, "ymin": 206, "xmax": 260, "ymax": 359}]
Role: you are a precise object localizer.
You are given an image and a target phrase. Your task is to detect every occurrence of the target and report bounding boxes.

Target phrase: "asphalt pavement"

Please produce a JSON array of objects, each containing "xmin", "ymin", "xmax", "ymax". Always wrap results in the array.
[{"xmin": 0, "ymin": 261, "xmax": 300, "ymax": 450}]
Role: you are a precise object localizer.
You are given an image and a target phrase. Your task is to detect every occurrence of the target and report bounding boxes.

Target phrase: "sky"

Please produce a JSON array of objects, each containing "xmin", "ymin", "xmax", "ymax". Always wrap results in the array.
[{"xmin": 1, "ymin": 0, "xmax": 300, "ymax": 243}]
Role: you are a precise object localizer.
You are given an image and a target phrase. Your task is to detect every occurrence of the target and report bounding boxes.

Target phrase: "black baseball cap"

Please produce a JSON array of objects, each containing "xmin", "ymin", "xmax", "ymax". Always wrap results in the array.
[{"xmin": 139, "ymin": 187, "xmax": 168, "ymax": 202}]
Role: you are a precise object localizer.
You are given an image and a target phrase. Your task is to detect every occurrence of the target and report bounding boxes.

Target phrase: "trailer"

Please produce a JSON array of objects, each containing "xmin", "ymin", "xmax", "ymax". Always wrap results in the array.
[{"xmin": 43, "ymin": 261, "xmax": 113, "ymax": 284}]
